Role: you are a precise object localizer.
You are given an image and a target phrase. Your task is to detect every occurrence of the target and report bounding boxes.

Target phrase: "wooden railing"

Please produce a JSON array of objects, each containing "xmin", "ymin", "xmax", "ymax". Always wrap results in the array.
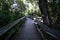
[
  {"xmin": 34, "ymin": 20, "xmax": 60, "ymax": 40},
  {"xmin": 0, "ymin": 17, "xmax": 26, "ymax": 40}
]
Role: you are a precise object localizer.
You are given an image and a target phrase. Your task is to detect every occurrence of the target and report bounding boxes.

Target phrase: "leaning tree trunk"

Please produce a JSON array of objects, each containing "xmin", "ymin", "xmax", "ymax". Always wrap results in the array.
[{"xmin": 38, "ymin": 0, "xmax": 50, "ymax": 26}]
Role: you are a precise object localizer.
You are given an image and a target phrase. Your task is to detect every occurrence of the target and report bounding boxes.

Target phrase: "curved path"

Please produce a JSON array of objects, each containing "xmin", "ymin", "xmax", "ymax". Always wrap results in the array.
[{"xmin": 11, "ymin": 18, "xmax": 42, "ymax": 40}]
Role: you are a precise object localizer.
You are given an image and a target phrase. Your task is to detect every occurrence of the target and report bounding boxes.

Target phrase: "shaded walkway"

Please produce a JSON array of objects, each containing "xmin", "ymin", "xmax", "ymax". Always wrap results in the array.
[{"xmin": 11, "ymin": 18, "xmax": 42, "ymax": 40}]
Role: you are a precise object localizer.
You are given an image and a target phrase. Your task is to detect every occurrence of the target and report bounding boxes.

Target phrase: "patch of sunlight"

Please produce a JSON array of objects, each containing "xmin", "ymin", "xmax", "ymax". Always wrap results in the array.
[
  {"xmin": 47, "ymin": 0, "xmax": 53, "ymax": 2},
  {"xmin": 11, "ymin": 4, "xmax": 18, "ymax": 9},
  {"xmin": 22, "ymin": 0, "xmax": 36, "ymax": 11},
  {"xmin": 40, "ymin": 20, "xmax": 43, "ymax": 22},
  {"xmin": 33, "ymin": 18, "xmax": 36, "ymax": 20},
  {"xmin": 25, "ymin": 13, "xmax": 28, "ymax": 16},
  {"xmin": 20, "ymin": 0, "xmax": 39, "ymax": 16},
  {"xmin": 36, "ymin": 17, "xmax": 43, "ymax": 23}
]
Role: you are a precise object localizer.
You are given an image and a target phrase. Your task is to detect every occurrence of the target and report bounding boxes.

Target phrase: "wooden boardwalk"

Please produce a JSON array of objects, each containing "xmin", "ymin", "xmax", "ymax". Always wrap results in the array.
[{"xmin": 11, "ymin": 18, "xmax": 42, "ymax": 40}]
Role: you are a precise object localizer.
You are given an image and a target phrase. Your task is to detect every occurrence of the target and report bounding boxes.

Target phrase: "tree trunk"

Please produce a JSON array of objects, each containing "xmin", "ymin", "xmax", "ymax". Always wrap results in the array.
[{"xmin": 38, "ymin": 0, "xmax": 50, "ymax": 26}]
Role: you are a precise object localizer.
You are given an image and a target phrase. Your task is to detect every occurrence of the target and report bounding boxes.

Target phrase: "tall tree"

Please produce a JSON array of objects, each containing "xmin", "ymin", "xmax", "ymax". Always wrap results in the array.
[{"xmin": 38, "ymin": 0, "xmax": 50, "ymax": 26}]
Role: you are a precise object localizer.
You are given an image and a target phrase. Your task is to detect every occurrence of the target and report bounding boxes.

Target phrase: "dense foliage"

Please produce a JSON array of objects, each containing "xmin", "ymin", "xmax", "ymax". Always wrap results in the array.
[
  {"xmin": 47, "ymin": 0, "xmax": 60, "ymax": 31},
  {"xmin": 0, "ymin": 0, "xmax": 26, "ymax": 27},
  {"xmin": 38, "ymin": 0, "xmax": 60, "ymax": 31}
]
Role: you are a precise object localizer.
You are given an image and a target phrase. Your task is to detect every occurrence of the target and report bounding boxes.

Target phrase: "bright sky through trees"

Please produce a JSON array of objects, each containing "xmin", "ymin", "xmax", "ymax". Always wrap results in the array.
[{"xmin": 21, "ymin": 0, "xmax": 39, "ymax": 16}]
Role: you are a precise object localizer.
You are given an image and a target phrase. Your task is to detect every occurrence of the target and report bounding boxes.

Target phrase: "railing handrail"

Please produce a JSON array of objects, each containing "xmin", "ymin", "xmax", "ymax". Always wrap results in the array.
[
  {"xmin": 0, "ymin": 17, "xmax": 25, "ymax": 37},
  {"xmin": 34, "ymin": 20, "xmax": 60, "ymax": 39}
]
